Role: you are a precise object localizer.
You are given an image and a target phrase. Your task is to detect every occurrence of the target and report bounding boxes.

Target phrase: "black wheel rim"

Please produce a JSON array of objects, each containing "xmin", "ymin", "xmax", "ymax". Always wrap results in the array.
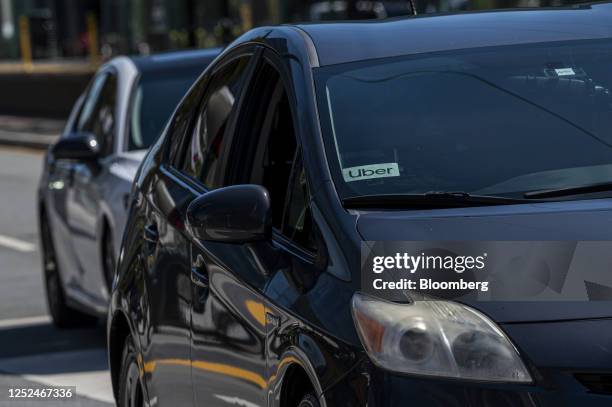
[{"xmin": 123, "ymin": 360, "xmax": 143, "ymax": 407}]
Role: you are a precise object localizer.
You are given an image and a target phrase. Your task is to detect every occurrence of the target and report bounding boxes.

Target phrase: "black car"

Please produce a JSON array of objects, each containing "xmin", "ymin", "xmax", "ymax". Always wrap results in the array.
[
  {"xmin": 109, "ymin": 4, "xmax": 612, "ymax": 407},
  {"xmin": 38, "ymin": 49, "xmax": 218, "ymax": 327}
]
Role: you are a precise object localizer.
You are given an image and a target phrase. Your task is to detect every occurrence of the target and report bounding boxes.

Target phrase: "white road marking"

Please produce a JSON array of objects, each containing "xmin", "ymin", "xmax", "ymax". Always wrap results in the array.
[
  {"xmin": 214, "ymin": 394, "xmax": 260, "ymax": 407},
  {"xmin": 0, "ymin": 315, "xmax": 49, "ymax": 329},
  {"xmin": 0, "ymin": 234, "xmax": 36, "ymax": 252},
  {"xmin": 0, "ymin": 349, "xmax": 113, "ymax": 404},
  {"xmin": 0, "ymin": 317, "xmax": 113, "ymax": 404},
  {"xmin": 22, "ymin": 371, "xmax": 114, "ymax": 404}
]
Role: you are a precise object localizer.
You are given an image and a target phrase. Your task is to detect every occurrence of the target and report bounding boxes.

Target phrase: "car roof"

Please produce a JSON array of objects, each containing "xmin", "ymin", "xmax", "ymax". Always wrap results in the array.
[
  {"xmin": 128, "ymin": 48, "xmax": 222, "ymax": 74},
  {"xmin": 294, "ymin": 2, "xmax": 612, "ymax": 66}
]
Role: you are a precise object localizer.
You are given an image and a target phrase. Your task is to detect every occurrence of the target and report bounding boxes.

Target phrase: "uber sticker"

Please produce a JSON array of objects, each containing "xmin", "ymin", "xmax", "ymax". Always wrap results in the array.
[
  {"xmin": 342, "ymin": 163, "xmax": 400, "ymax": 182},
  {"xmin": 555, "ymin": 68, "xmax": 576, "ymax": 76}
]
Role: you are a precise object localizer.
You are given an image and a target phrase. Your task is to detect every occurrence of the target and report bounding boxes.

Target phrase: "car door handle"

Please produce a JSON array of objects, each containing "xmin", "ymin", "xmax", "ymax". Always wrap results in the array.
[
  {"xmin": 144, "ymin": 223, "xmax": 158, "ymax": 243},
  {"xmin": 191, "ymin": 266, "xmax": 209, "ymax": 288}
]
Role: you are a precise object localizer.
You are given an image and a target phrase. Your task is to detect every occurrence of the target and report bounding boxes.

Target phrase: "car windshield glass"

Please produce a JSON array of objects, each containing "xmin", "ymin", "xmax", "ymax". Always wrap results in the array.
[
  {"xmin": 315, "ymin": 39, "xmax": 612, "ymax": 201},
  {"xmin": 129, "ymin": 69, "xmax": 201, "ymax": 150}
]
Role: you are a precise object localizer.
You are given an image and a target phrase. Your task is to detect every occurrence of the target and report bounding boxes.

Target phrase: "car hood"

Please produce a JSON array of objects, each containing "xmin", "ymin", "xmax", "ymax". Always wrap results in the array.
[{"xmin": 356, "ymin": 199, "xmax": 612, "ymax": 323}]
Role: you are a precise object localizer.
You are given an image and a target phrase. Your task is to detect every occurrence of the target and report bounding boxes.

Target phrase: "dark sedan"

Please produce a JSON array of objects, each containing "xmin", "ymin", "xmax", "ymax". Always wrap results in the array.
[
  {"xmin": 109, "ymin": 3, "xmax": 612, "ymax": 407},
  {"xmin": 38, "ymin": 49, "xmax": 218, "ymax": 327}
]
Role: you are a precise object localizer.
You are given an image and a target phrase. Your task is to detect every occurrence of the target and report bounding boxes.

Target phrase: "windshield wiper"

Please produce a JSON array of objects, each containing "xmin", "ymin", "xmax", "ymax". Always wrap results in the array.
[
  {"xmin": 342, "ymin": 191, "xmax": 528, "ymax": 209},
  {"xmin": 525, "ymin": 181, "xmax": 612, "ymax": 199}
]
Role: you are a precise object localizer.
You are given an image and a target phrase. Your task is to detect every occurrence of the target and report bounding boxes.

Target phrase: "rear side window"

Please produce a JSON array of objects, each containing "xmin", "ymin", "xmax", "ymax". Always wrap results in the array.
[
  {"xmin": 181, "ymin": 56, "xmax": 250, "ymax": 188},
  {"xmin": 167, "ymin": 80, "xmax": 204, "ymax": 167}
]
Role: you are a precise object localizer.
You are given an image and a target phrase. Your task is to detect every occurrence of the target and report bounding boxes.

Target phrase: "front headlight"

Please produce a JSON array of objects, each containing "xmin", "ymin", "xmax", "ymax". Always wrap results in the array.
[{"xmin": 351, "ymin": 293, "xmax": 532, "ymax": 382}]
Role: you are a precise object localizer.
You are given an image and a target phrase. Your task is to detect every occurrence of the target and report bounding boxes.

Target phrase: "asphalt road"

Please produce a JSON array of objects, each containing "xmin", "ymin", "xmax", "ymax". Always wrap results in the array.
[{"xmin": 0, "ymin": 147, "xmax": 113, "ymax": 406}]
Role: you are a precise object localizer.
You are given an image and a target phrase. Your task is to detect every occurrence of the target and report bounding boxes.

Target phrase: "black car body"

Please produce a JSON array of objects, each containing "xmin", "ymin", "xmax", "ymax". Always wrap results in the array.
[
  {"xmin": 38, "ymin": 49, "xmax": 218, "ymax": 327},
  {"xmin": 109, "ymin": 4, "xmax": 612, "ymax": 406}
]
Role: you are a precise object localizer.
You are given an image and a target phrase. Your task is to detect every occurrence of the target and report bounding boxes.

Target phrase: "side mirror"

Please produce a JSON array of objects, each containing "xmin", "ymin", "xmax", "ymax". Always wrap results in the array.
[
  {"xmin": 186, "ymin": 184, "xmax": 271, "ymax": 243},
  {"xmin": 51, "ymin": 132, "xmax": 100, "ymax": 161}
]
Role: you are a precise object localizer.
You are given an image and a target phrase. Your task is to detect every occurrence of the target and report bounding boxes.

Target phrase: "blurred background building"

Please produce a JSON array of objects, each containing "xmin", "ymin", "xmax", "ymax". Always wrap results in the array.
[
  {"xmin": 0, "ymin": 0, "xmax": 585, "ymax": 118},
  {"xmin": 0, "ymin": 0, "xmax": 582, "ymax": 61}
]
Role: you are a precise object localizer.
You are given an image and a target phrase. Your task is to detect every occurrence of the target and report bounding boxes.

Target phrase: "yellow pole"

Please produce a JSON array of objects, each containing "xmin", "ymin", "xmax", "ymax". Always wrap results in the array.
[
  {"xmin": 18, "ymin": 15, "xmax": 32, "ymax": 72},
  {"xmin": 86, "ymin": 12, "xmax": 100, "ymax": 66}
]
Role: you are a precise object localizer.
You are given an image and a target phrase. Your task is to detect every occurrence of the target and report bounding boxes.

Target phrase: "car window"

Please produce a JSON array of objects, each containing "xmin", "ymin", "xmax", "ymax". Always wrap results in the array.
[
  {"xmin": 282, "ymin": 154, "xmax": 317, "ymax": 253},
  {"xmin": 234, "ymin": 58, "xmax": 316, "ymax": 252},
  {"xmin": 316, "ymin": 39, "xmax": 612, "ymax": 201},
  {"xmin": 129, "ymin": 67, "xmax": 206, "ymax": 151},
  {"xmin": 181, "ymin": 56, "xmax": 250, "ymax": 187},
  {"xmin": 167, "ymin": 79, "xmax": 205, "ymax": 168},
  {"xmin": 75, "ymin": 74, "xmax": 106, "ymax": 133},
  {"xmin": 75, "ymin": 71, "xmax": 117, "ymax": 156}
]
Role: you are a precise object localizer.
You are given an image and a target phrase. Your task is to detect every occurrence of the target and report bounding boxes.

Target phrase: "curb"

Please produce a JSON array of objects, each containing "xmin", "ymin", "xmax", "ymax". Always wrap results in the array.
[{"xmin": 0, "ymin": 130, "xmax": 57, "ymax": 150}]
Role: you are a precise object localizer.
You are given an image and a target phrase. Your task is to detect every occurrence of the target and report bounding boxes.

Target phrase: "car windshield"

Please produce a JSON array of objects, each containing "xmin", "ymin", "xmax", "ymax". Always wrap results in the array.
[
  {"xmin": 129, "ymin": 69, "xmax": 201, "ymax": 150},
  {"xmin": 315, "ymin": 39, "xmax": 612, "ymax": 201}
]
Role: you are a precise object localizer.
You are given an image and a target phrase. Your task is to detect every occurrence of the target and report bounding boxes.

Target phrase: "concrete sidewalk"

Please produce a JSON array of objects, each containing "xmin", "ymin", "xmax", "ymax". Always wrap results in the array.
[
  {"xmin": 0, "ymin": 59, "xmax": 96, "ymax": 75},
  {"xmin": 0, "ymin": 116, "xmax": 63, "ymax": 149}
]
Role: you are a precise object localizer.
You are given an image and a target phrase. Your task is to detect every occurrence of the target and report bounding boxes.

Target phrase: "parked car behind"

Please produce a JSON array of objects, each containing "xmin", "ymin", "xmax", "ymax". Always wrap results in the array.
[
  {"xmin": 110, "ymin": 3, "xmax": 612, "ymax": 407},
  {"xmin": 38, "ymin": 48, "xmax": 219, "ymax": 328}
]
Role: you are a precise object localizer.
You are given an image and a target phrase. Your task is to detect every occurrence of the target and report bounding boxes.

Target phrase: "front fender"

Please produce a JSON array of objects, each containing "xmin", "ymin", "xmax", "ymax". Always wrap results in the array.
[
  {"xmin": 268, "ymin": 345, "xmax": 328, "ymax": 407},
  {"xmin": 267, "ymin": 321, "xmax": 365, "ymax": 407}
]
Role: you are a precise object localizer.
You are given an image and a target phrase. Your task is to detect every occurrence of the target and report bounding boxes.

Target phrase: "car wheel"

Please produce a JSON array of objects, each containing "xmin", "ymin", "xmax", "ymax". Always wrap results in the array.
[
  {"xmin": 118, "ymin": 336, "xmax": 144, "ymax": 407},
  {"xmin": 102, "ymin": 227, "xmax": 116, "ymax": 290},
  {"xmin": 297, "ymin": 393, "xmax": 320, "ymax": 407},
  {"xmin": 40, "ymin": 213, "xmax": 97, "ymax": 328}
]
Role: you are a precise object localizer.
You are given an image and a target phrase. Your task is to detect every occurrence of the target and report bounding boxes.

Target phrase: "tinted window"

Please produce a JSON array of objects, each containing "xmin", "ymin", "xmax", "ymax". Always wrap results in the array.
[
  {"xmin": 181, "ymin": 56, "xmax": 250, "ymax": 187},
  {"xmin": 240, "ymin": 63, "xmax": 297, "ymax": 229},
  {"xmin": 283, "ymin": 156, "xmax": 317, "ymax": 252},
  {"xmin": 316, "ymin": 39, "xmax": 612, "ymax": 200},
  {"xmin": 129, "ymin": 68, "xmax": 204, "ymax": 151},
  {"xmin": 168, "ymin": 79, "xmax": 204, "ymax": 167},
  {"xmin": 235, "ymin": 59, "xmax": 315, "ymax": 251}
]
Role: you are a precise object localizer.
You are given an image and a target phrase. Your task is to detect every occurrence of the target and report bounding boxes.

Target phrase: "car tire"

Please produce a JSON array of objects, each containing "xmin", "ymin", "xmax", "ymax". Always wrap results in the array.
[
  {"xmin": 118, "ymin": 336, "xmax": 144, "ymax": 407},
  {"xmin": 40, "ymin": 213, "xmax": 97, "ymax": 328},
  {"xmin": 297, "ymin": 393, "xmax": 320, "ymax": 407}
]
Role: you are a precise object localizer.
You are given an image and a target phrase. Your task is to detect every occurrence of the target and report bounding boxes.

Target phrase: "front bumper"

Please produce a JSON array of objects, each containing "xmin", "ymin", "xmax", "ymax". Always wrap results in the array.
[{"xmin": 323, "ymin": 318, "xmax": 612, "ymax": 406}]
